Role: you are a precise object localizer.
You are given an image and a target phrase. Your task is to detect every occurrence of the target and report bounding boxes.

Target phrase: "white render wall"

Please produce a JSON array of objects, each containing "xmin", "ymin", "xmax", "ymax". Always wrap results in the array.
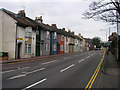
[
  {"xmin": 0, "ymin": 10, "xmax": 36, "ymax": 59},
  {"xmin": 64, "ymin": 36, "xmax": 69, "ymax": 53},
  {"xmin": 0, "ymin": 10, "xmax": 2, "ymax": 54},
  {"xmin": 17, "ymin": 26, "xmax": 36, "ymax": 58},
  {"xmin": 0, "ymin": 10, "xmax": 17, "ymax": 59}
]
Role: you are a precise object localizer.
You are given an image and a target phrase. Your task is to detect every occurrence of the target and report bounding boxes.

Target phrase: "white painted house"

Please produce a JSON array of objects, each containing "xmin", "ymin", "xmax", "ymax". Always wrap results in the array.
[{"xmin": 0, "ymin": 8, "xmax": 37, "ymax": 59}]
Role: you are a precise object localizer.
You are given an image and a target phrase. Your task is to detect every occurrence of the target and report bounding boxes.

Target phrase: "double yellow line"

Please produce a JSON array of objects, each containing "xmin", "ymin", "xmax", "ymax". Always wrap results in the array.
[{"xmin": 85, "ymin": 50, "xmax": 106, "ymax": 90}]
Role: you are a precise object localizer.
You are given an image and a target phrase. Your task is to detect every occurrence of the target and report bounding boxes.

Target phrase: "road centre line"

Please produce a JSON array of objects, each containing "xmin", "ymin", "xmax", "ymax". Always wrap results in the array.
[
  {"xmin": 60, "ymin": 64, "xmax": 74, "ymax": 72},
  {"xmin": 8, "ymin": 68, "xmax": 45, "ymax": 80},
  {"xmin": 22, "ymin": 78, "xmax": 47, "ymax": 90},
  {"xmin": 42, "ymin": 60, "xmax": 58, "ymax": 65},
  {"xmin": 1, "ymin": 67, "xmax": 30, "ymax": 74},
  {"xmin": 78, "ymin": 59, "xmax": 85, "ymax": 63},
  {"xmin": 1, "ymin": 70, "xmax": 15, "ymax": 74},
  {"xmin": 63, "ymin": 56, "xmax": 71, "ymax": 59},
  {"xmin": 25, "ymin": 68, "xmax": 45, "ymax": 75},
  {"xmin": 18, "ymin": 67, "xmax": 29, "ymax": 70},
  {"xmin": 86, "ymin": 56, "xmax": 90, "ymax": 59},
  {"xmin": 9, "ymin": 74, "xmax": 26, "ymax": 80}
]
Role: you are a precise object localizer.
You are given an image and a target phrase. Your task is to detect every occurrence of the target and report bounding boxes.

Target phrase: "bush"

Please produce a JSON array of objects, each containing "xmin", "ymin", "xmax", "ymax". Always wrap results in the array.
[{"xmin": 0, "ymin": 52, "xmax": 8, "ymax": 57}]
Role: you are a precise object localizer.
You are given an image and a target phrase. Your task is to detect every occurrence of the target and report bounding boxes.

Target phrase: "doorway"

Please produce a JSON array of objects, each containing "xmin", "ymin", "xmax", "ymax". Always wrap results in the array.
[{"xmin": 18, "ymin": 43, "xmax": 21, "ymax": 59}]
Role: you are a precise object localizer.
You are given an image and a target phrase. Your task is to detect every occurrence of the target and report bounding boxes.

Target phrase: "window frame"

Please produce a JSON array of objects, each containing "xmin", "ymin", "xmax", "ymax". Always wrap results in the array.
[
  {"xmin": 25, "ymin": 27, "xmax": 32, "ymax": 38},
  {"xmin": 46, "ymin": 31, "xmax": 50, "ymax": 39},
  {"xmin": 25, "ymin": 44, "xmax": 31, "ymax": 55}
]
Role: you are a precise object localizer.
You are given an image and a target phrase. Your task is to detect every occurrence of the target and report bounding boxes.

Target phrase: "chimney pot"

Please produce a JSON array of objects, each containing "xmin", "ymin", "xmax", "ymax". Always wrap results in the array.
[
  {"xmin": 35, "ymin": 16, "xmax": 43, "ymax": 23},
  {"xmin": 18, "ymin": 10, "xmax": 26, "ymax": 17}
]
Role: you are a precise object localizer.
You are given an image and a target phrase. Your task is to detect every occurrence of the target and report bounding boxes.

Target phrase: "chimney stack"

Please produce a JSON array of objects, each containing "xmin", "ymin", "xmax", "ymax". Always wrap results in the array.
[
  {"xmin": 35, "ymin": 16, "xmax": 43, "ymax": 23},
  {"xmin": 51, "ymin": 24, "xmax": 57, "ymax": 28},
  {"xmin": 68, "ymin": 29, "xmax": 71, "ymax": 33},
  {"xmin": 71, "ymin": 31, "xmax": 74, "ymax": 35},
  {"xmin": 62, "ymin": 28, "xmax": 65, "ymax": 31},
  {"xmin": 18, "ymin": 10, "xmax": 26, "ymax": 17}
]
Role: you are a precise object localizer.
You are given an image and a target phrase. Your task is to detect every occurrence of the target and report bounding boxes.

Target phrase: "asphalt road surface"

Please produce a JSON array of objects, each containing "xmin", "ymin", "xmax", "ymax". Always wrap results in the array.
[{"xmin": 2, "ymin": 50, "xmax": 104, "ymax": 89}]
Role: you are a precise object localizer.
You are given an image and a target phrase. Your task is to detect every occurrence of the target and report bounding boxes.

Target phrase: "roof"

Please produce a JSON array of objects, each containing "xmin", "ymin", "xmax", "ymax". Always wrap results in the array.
[
  {"xmin": 1, "ymin": 8, "xmax": 83, "ymax": 39},
  {"xmin": 1, "ymin": 8, "xmax": 38, "ymax": 28}
]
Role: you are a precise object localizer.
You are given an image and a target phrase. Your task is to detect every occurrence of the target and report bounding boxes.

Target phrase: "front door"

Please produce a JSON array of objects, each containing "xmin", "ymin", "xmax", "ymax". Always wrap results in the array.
[
  {"xmin": 36, "ymin": 43, "xmax": 40, "ymax": 56},
  {"xmin": 18, "ymin": 43, "xmax": 21, "ymax": 59}
]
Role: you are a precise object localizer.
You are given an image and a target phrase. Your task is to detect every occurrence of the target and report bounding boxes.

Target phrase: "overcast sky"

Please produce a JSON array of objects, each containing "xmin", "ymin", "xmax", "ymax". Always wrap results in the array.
[{"xmin": 1, "ymin": 0, "xmax": 117, "ymax": 42}]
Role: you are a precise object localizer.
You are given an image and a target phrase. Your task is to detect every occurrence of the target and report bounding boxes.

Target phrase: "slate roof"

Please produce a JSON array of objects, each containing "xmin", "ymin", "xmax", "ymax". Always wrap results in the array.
[
  {"xmin": 1, "ymin": 8, "xmax": 83, "ymax": 39},
  {"xmin": 1, "ymin": 8, "xmax": 38, "ymax": 28}
]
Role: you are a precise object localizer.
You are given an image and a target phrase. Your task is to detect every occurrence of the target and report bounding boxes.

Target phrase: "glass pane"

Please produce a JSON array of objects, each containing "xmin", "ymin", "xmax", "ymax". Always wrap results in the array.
[
  {"xmin": 28, "ymin": 47, "xmax": 31, "ymax": 54},
  {"xmin": 61, "ymin": 45, "xmax": 63, "ymax": 51},
  {"xmin": 28, "ymin": 44, "xmax": 31, "ymax": 54},
  {"xmin": 25, "ymin": 44, "xmax": 27, "ymax": 54}
]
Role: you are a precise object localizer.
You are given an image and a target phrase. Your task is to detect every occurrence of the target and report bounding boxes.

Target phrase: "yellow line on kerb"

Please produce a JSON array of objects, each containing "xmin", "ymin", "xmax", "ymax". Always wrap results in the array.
[{"xmin": 85, "ymin": 50, "xmax": 106, "ymax": 90}]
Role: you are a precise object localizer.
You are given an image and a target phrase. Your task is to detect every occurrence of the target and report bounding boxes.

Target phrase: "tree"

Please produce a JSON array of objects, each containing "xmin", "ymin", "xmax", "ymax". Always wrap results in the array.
[
  {"xmin": 83, "ymin": 0, "xmax": 120, "ymax": 24},
  {"xmin": 92, "ymin": 37, "xmax": 101, "ymax": 48}
]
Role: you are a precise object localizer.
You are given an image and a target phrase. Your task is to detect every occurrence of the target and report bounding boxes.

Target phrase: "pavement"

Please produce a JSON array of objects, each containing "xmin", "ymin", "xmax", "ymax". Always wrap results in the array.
[{"xmin": 93, "ymin": 51, "xmax": 120, "ymax": 89}]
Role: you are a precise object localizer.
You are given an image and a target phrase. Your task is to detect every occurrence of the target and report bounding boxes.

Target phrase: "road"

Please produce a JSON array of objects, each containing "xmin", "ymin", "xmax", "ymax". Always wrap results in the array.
[{"xmin": 2, "ymin": 50, "xmax": 105, "ymax": 89}]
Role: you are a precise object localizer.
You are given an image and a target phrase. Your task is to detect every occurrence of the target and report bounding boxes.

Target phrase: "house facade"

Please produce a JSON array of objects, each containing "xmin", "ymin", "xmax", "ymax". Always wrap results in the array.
[
  {"xmin": 0, "ymin": 8, "xmax": 91, "ymax": 60},
  {"xmin": 50, "ymin": 24, "xmax": 59, "ymax": 55},
  {"xmin": 58, "ymin": 34, "xmax": 64, "ymax": 54},
  {"xmin": 64, "ymin": 35, "xmax": 69, "ymax": 53},
  {"xmin": 74, "ymin": 37, "xmax": 79, "ymax": 52},
  {"xmin": 0, "ymin": 9, "xmax": 37, "ymax": 59},
  {"xmin": 40, "ymin": 26, "xmax": 51, "ymax": 56}
]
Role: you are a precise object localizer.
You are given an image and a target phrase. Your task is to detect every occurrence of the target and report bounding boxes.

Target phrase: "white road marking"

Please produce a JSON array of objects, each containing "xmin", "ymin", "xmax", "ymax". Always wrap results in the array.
[
  {"xmin": 9, "ymin": 74, "xmax": 26, "ymax": 80},
  {"xmin": 90, "ymin": 54, "xmax": 93, "ymax": 56},
  {"xmin": 19, "ymin": 67, "xmax": 29, "ymax": 70},
  {"xmin": 86, "ymin": 56, "xmax": 90, "ymax": 59},
  {"xmin": 63, "ymin": 57, "xmax": 71, "ymax": 59},
  {"xmin": 78, "ymin": 59, "xmax": 85, "ymax": 63},
  {"xmin": 25, "ymin": 68, "xmax": 45, "ymax": 75},
  {"xmin": 1, "ymin": 70, "xmax": 15, "ymax": 74},
  {"xmin": 42, "ymin": 60, "xmax": 58, "ymax": 65},
  {"xmin": 60, "ymin": 64, "xmax": 74, "ymax": 72},
  {"xmin": 22, "ymin": 78, "xmax": 47, "ymax": 90},
  {"xmin": 8, "ymin": 68, "xmax": 45, "ymax": 80}
]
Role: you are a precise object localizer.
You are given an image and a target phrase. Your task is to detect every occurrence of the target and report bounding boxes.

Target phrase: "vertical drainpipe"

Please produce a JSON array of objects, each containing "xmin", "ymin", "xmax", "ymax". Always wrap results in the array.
[{"xmin": 15, "ymin": 23, "xmax": 17, "ymax": 59}]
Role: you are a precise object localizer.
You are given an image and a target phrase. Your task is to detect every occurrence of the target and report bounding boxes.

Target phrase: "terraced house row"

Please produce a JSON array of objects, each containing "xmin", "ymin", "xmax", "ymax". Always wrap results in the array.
[{"xmin": 0, "ymin": 8, "xmax": 90, "ymax": 60}]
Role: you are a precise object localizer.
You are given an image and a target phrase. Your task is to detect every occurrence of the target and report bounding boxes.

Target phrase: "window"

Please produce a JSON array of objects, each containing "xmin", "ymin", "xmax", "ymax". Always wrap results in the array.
[
  {"xmin": 25, "ymin": 27, "xmax": 32, "ymax": 38},
  {"xmin": 61, "ymin": 35, "xmax": 64, "ymax": 41},
  {"xmin": 61, "ymin": 45, "xmax": 63, "ymax": 51},
  {"xmin": 25, "ymin": 44, "xmax": 27, "ymax": 54},
  {"xmin": 53, "ymin": 32, "xmax": 57, "ymax": 39},
  {"xmin": 53, "ymin": 44, "xmax": 56, "ymax": 51},
  {"xmin": 25, "ymin": 44, "xmax": 31, "ymax": 54},
  {"xmin": 46, "ymin": 31, "xmax": 50, "ymax": 39},
  {"xmin": 45, "ymin": 43, "xmax": 50, "ymax": 51},
  {"xmin": 75, "ymin": 39, "xmax": 77, "ymax": 43}
]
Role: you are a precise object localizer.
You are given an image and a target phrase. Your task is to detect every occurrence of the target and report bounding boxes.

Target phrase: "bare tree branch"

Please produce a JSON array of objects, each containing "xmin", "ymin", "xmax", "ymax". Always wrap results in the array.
[{"xmin": 83, "ymin": 0, "xmax": 120, "ymax": 24}]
